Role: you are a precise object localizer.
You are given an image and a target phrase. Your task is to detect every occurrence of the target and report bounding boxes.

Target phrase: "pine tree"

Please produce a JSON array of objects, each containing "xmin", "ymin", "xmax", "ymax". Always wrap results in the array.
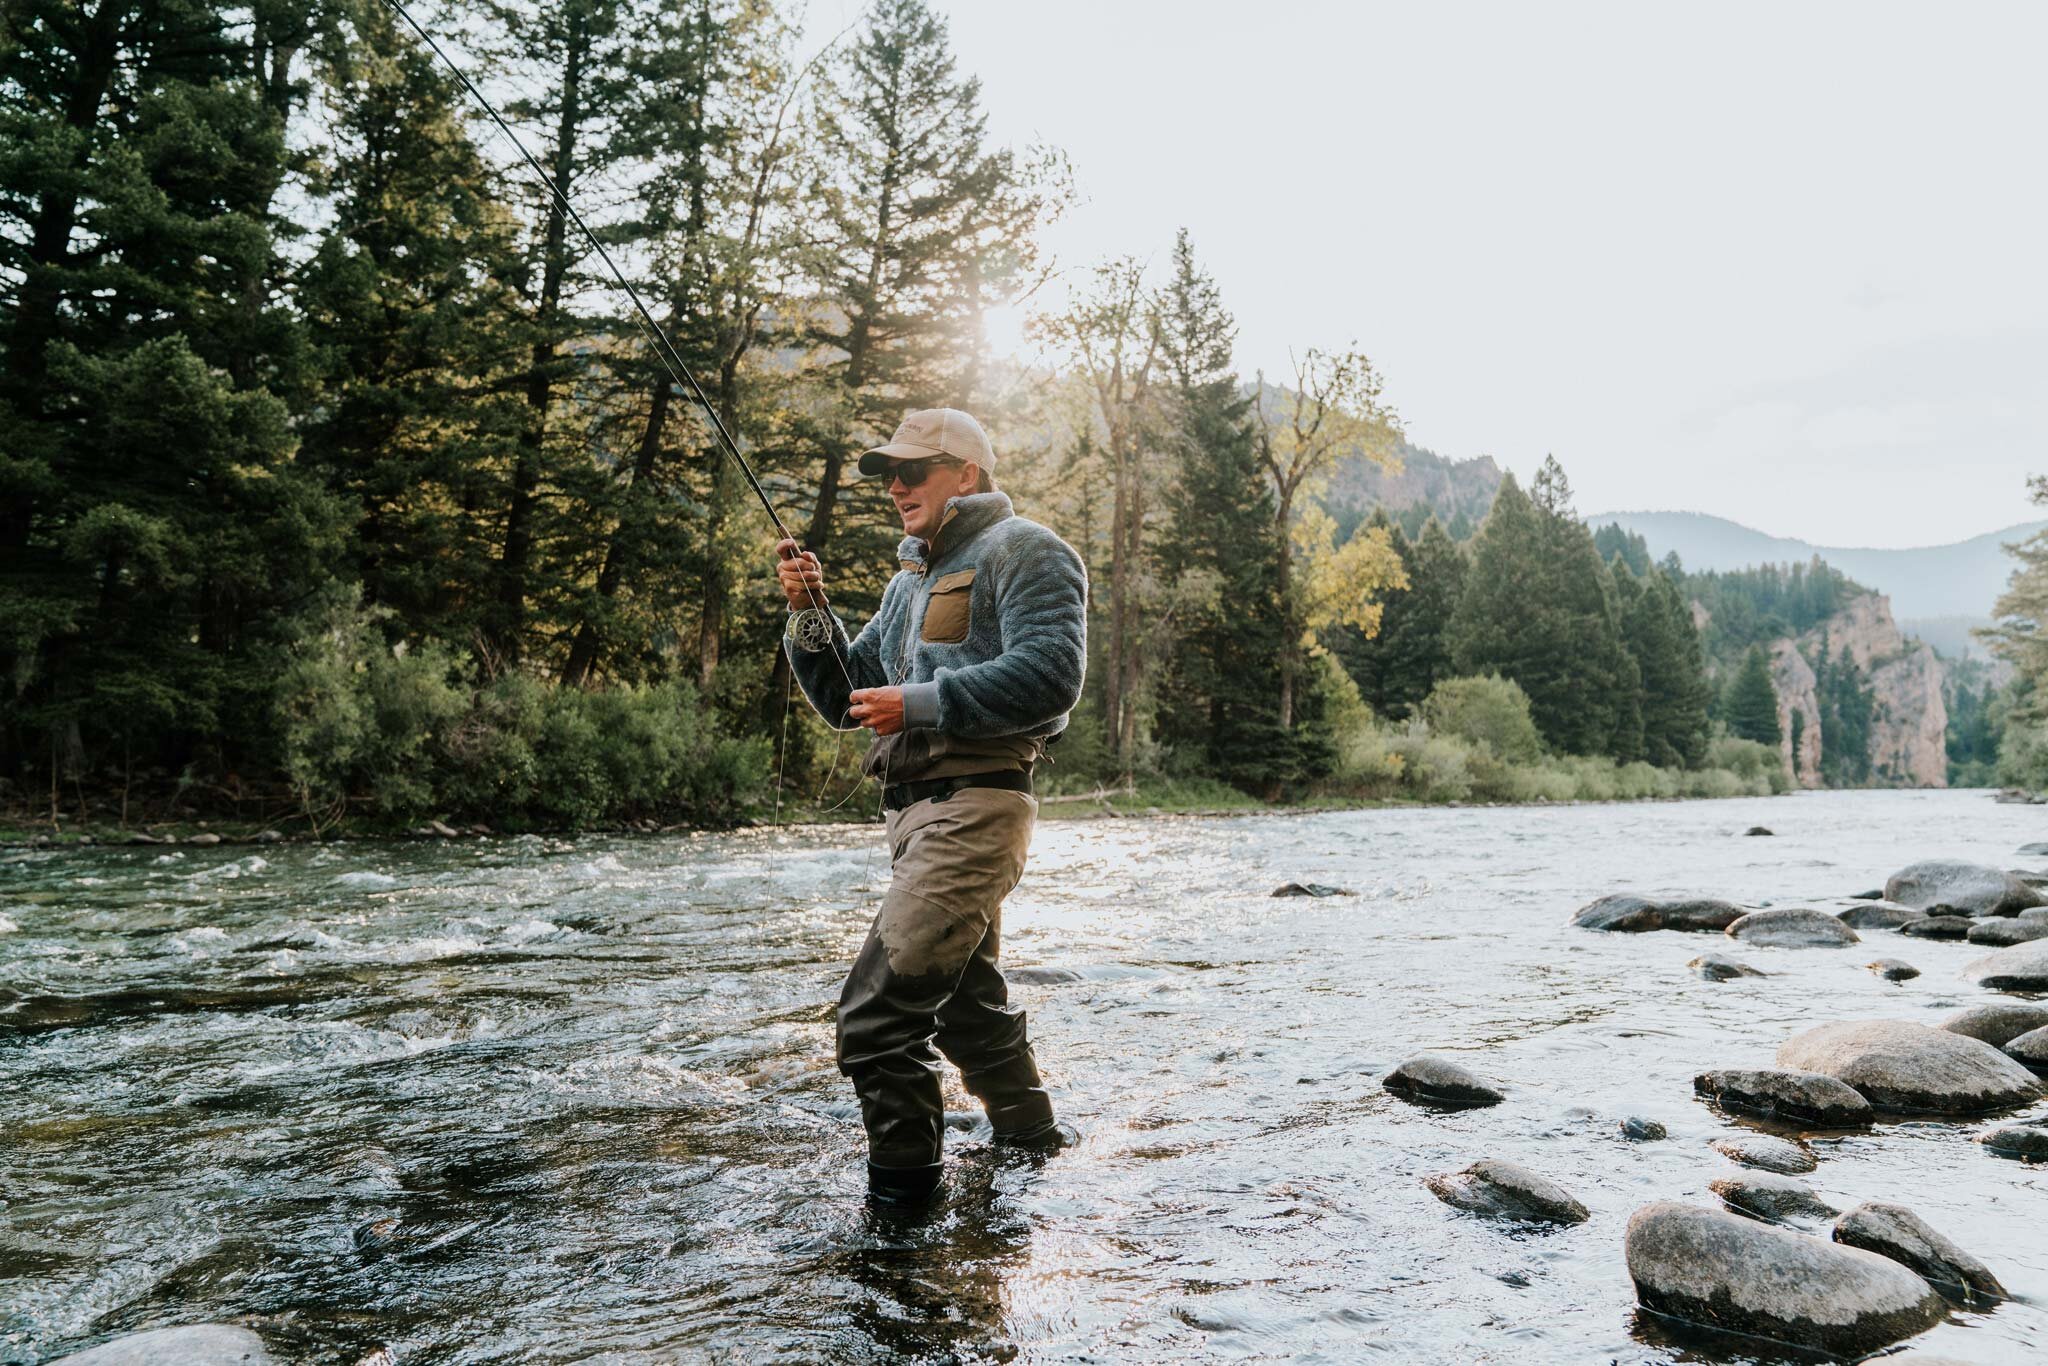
[
  {"xmin": 1724, "ymin": 646, "xmax": 1784, "ymax": 746},
  {"xmin": 1620, "ymin": 567, "xmax": 1712, "ymax": 767},
  {"xmin": 1335, "ymin": 512, "xmax": 1467, "ymax": 719},
  {"xmin": 1153, "ymin": 230, "xmax": 1289, "ymax": 789}
]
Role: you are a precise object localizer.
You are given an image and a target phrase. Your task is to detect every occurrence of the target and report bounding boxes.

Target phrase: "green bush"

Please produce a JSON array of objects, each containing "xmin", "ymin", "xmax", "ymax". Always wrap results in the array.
[
  {"xmin": 1997, "ymin": 721, "xmax": 2048, "ymax": 792},
  {"xmin": 1707, "ymin": 735, "xmax": 1792, "ymax": 794},
  {"xmin": 1421, "ymin": 674, "xmax": 1544, "ymax": 763}
]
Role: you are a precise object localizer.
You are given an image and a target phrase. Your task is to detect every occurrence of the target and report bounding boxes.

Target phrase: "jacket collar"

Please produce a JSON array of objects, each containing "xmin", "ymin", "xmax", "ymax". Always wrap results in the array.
[{"xmin": 897, "ymin": 491, "xmax": 1012, "ymax": 571}]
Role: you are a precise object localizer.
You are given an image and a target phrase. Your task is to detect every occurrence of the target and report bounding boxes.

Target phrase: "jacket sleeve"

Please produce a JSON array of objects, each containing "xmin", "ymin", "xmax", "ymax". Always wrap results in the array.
[
  {"xmin": 786, "ymin": 578, "xmax": 897, "ymax": 729},
  {"xmin": 901, "ymin": 528, "xmax": 1088, "ymax": 737}
]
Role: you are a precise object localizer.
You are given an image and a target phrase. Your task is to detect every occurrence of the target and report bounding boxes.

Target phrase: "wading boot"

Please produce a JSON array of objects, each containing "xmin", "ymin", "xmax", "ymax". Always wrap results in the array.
[
  {"xmin": 992, "ymin": 1117, "xmax": 1080, "ymax": 1154},
  {"xmin": 866, "ymin": 1160, "xmax": 944, "ymax": 1212}
]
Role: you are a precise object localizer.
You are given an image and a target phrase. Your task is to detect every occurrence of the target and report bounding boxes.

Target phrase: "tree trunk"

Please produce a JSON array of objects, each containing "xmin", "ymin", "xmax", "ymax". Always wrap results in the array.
[
  {"xmin": 1275, "ymin": 483, "xmax": 1296, "ymax": 730},
  {"xmin": 496, "ymin": 16, "xmax": 587, "ymax": 666}
]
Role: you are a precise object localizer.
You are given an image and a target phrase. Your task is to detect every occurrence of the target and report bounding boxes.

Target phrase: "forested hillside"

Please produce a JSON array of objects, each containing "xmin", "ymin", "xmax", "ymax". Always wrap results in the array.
[{"xmin": 0, "ymin": 0, "xmax": 1793, "ymax": 833}]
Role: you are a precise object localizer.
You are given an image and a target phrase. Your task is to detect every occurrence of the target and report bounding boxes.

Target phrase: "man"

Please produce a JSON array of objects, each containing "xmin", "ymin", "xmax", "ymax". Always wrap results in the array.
[{"xmin": 776, "ymin": 407, "xmax": 1088, "ymax": 1209}]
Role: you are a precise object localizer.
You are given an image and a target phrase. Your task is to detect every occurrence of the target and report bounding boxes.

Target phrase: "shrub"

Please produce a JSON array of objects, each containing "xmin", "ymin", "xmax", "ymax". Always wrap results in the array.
[{"xmin": 1422, "ymin": 675, "xmax": 1543, "ymax": 764}]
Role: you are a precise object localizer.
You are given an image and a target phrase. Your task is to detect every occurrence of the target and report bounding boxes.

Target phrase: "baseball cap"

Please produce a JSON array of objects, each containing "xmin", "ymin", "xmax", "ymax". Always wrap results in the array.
[{"xmin": 856, "ymin": 408, "xmax": 996, "ymax": 477}]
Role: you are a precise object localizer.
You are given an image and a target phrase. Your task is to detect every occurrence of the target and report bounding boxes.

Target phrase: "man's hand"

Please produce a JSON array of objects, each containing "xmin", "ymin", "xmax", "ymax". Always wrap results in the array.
[
  {"xmin": 848, "ymin": 687, "xmax": 906, "ymax": 736},
  {"xmin": 775, "ymin": 538, "xmax": 824, "ymax": 610}
]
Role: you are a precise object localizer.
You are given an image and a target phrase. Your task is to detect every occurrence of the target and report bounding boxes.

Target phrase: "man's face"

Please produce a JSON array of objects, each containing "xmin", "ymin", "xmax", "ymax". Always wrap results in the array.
[{"xmin": 888, "ymin": 459, "xmax": 981, "ymax": 541}]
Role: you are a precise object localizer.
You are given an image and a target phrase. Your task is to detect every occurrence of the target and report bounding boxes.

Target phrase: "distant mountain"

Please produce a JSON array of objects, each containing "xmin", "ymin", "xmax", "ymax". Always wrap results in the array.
[
  {"xmin": 1586, "ymin": 510, "xmax": 2042, "ymax": 628},
  {"xmin": 1324, "ymin": 439, "xmax": 1502, "ymax": 539}
]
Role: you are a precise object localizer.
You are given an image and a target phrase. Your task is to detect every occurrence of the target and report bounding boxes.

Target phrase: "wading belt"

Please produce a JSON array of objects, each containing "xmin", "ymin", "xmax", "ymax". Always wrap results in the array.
[{"xmin": 883, "ymin": 769, "xmax": 1034, "ymax": 813}]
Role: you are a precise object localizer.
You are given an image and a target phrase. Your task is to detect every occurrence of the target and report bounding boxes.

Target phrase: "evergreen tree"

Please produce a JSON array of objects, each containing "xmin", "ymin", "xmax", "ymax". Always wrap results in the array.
[
  {"xmin": 1153, "ymin": 231, "xmax": 1289, "ymax": 789},
  {"xmin": 1336, "ymin": 513, "xmax": 1465, "ymax": 719},
  {"xmin": 1620, "ymin": 567, "xmax": 1712, "ymax": 767},
  {"xmin": 1724, "ymin": 646, "xmax": 1784, "ymax": 746}
]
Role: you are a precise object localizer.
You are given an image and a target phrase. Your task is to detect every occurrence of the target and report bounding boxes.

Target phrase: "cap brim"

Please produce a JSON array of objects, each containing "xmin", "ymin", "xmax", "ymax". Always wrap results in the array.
[{"xmin": 857, "ymin": 445, "xmax": 939, "ymax": 477}]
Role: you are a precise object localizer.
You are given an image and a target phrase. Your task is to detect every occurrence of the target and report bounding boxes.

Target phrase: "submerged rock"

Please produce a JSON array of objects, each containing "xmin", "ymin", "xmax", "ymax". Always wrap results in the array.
[
  {"xmin": 1621, "ymin": 1116, "xmax": 1667, "ymax": 1141},
  {"xmin": 1572, "ymin": 894, "xmax": 1742, "ymax": 933},
  {"xmin": 1744, "ymin": 826, "xmax": 1774, "ymax": 836},
  {"xmin": 2000, "ymin": 1025, "xmax": 2048, "ymax": 1073},
  {"xmin": 2022, "ymin": 841, "xmax": 2048, "ymax": 856},
  {"xmin": 1897, "ymin": 915, "xmax": 1971, "ymax": 940},
  {"xmin": 1693, "ymin": 1068, "xmax": 1874, "ymax": 1127},
  {"xmin": 1689, "ymin": 953, "xmax": 1766, "ymax": 981},
  {"xmin": 48, "ymin": 1325, "xmax": 277, "ymax": 1366},
  {"xmin": 1837, "ymin": 901, "xmax": 1920, "ymax": 930},
  {"xmin": 1940, "ymin": 1002, "xmax": 2048, "ymax": 1048},
  {"xmin": 1383, "ymin": 1054, "xmax": 1503, "ymax": 1108},
  {"xmin": 1710, "ymin": 1133, "xmax": 1815, "ymax": 1174},
  {"xmin": 1270, "ymin": 882, "xmax": 1352, "ymax": 897},
  {"xmin": 1832, "ymin": 1201, "xmax": 2005, "ymax": 1306},
  {"xmin": 1967, "ymin": 917, "xmax": 2048, "ymax": 947},
  {"xmin": 1976, "ymin": 1125, "xmax": 2048, "ymax": 1160},
  {"xmin": 1624, "ymin": 1202, "xmax": 1947, "ymax": 1356},
  {"xmin": 1865, "ymin": 958, "xmax": 1920, "ymax": 982},
  {"xmin": 1005, "ymin": 966, "xmax": 1084, "ymax": 985},
  {"xmin": 1776, "ymin": 1019, "xmax": 2043, "ymax": 1115},
  {"xmin": 1710, "ymin": 1171, "xmax": 1838, "ymax": 1223},
  {"xmin": 1963, "ymin": 938, "xmax": 2048, "ymax": 992},
  {"xmin": 1424, "ymin": 1159, "xmax": 1588, "ymax": 1226},
  {"xmin": 1885, "ymin": 859, "xmax": 2042, "ymax": 916},
  {"xmin": 1726, "ymin": 908, "xmax": 1859, "ymax": 947}
]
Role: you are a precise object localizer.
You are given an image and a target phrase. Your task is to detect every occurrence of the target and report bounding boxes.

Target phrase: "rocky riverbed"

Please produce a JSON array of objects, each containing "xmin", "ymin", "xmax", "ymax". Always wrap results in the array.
[{"xmin": 3, "ymin": 789, "xmax": 2047, "ymax": 1363}]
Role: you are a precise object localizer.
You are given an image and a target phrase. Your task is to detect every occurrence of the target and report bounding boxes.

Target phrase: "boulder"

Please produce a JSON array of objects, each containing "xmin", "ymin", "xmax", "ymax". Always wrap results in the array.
[
  {"xmin": 1832, "ymin": 1201, "xmax": 2004, "ymax": 1306},
  {"xmin": 48, "ymin": 1325, "xmax": 277, "ymax": 1366},
  {"xmin": 1837, "ymin": 901, "xmax": 1920, "ymax": 930},
  {"xmin": 1690, "ymin": 953, "xmax": 1766, "ymax": 981},
  {"xmin": 1710, "ymin": 1171, "xmax": 1838, "ymax": 1222},
  {"xmin": 1693, "ymin": 1068, "xmax": 1874, "ymax": 1127},
  {"xmin": 1710, "ymin": 1133, "xmax": 1815, "ymax": 1174},
  {"xmin": 2022, "ymin": 905, "xmax": 2048, "ymax": 922},
  {"xmin": 1976, "ymin": 1125, "xmax": 2048, "ymax": 1160},
  {"xmin": 1624, "ymin": 1203, "xmax": 1947, "ymax": 1356},
  {"xmin": 1898, "ymin": 915, "xmax": 1972, "ymax": 940},
  {"xmin": 1865, "ymin": 959, "xmax": 1920, "ymax": 982},
  {"xmin": 1383, "ymin": 1054, "xmax": 1503, "ymax": 1108},
  {"xmin": 1885, "ymin": 859, "xmax": 2042, "ymax": 916},
  {"xmin": 2001, "ymin": 1024, "xmax": 2048, "ymax": 1073},
  {"xmin": 1621, "ymin": 1116, "xmax": 1666, "ymax": 1141},
  {"xmin": 1939, "ymin": 1002, "xmax": 2048, "ymax": 1048},
  {"xmin": 1726, "ymin": 908, "xmax": 1859, "ymax": 948},
  {"xmin": 1967, "ymin": 917, "xmax": 2048, "ymax": 947},
  {"xmin": 1572, "ymin": 893, "xmax": 1742, "ymax": 933},
  {"xmin": 1963, "ymin": 938, "xmax": 2048, "ymax": 991},
  {"xmin": 1423, "ymin": 1159, "xmax": 1588, "ymax": 1226},
  {"xmin": 1776, "ymin": 1019, "xmax": 2043, "ymax": 1115}
]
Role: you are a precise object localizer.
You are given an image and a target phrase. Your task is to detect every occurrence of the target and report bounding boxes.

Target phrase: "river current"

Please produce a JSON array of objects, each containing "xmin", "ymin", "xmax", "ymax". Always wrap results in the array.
[{"xmin": 3, "ymin": 790, "xmax": 2046, "ymax": 1364}]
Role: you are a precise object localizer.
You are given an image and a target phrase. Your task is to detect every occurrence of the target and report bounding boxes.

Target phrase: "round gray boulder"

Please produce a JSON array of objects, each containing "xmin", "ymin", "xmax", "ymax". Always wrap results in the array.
[
  {"xmin": 1693, "ymin": 1067, "xmax": 1874, "ymax": 1127},
  {"xmin": 1967, "ymin": 917, "xmax": 2048, "ymax": 947},
  {"xmin": 1624, "ymin": 1202, "xmax": 1948, "ymax": 1356},
  {"xmin": 1832, "ymin": 1201, "xmax": 2005, "ymax": 1306},
  {"xmin": 1424, "ymin": 1159, "xmax": 1588, "ymax": 1225},
  {"xmin": 1726, "ymin": 908, "xmax": 1860, "ymax": 948},
  {"xmin": 1886, "ymin": 859, "xmax": 2043, "ymax": 916},
  {"xmin": 1939, "ymin": 1002, "xmax": 2048, "ymax": 1048},
  {"xmin": 1898, "ymin": 915, "xmax": 1972, "ymax": 940},
  {"xmin": 1776, "ymin": 1019, "xmax": 2044, "ymax": 1115},
  {"xmin": 49, "ymin": 1326, "xmax": 276, "ymax": 1366},
  {"xmin": 2002, "ymin": 1024, "xmax": 2048, "ymax": 1073},
  {"xmin": 1572, "ymin": 893, "xmax": 1744, "ymax": 933},
  {"xmin": 1383, "ymin": 1053, "xmax": 1503, "ymax": 1108},
  {"xmin": 1976, "ymin": 1124, "xmax": 2048, "ymax": 1160},
  {"xmin": 1710, "ymin": 1133, "xmax": 1815, "ymax": 1174},
  {"xmin": 1866, "ymin": 958, "xmax": 1920, "ymax": 982},
  {"xmin": 1690, "ymin": 952, "xmax": 1766, "ymax": 981},
  {"xmin": 1963, "ymin": 938, "xmax": 2048, "ymax": 991},
  {"xmin": 1837, "ymin": 901, "xmax": 1921, "ymax": 930},
  {"xmin": 1710, "ymin": 1171, "xmax": 1837, "ymax": 1223}
]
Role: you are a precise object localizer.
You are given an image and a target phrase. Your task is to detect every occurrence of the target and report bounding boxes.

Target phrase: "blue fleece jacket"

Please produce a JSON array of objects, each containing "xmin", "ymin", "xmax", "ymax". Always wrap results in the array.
[{"xmin": 785, "ymin": 492, "xmax": 1088, "ymax": 773}]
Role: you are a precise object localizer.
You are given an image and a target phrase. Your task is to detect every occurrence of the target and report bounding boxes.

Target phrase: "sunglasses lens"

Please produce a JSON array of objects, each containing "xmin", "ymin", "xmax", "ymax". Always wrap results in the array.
[{"xmin": 894, "ymin": 459, "xmax": 929, "ymax": 488}]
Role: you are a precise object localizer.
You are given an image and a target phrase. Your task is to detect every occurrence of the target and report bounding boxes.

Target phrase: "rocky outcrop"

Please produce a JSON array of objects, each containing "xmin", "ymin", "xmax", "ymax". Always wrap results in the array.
[{"xmin": 1767, "ymin": 594, "xmax": 1948, "ymax": 789}]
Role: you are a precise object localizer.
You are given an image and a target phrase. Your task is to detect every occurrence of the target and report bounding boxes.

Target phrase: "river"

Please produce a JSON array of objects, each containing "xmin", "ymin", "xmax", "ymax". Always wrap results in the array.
[{"xmin": 3, "ymin": 790, "xmax": 2046, "ymax": 1363}]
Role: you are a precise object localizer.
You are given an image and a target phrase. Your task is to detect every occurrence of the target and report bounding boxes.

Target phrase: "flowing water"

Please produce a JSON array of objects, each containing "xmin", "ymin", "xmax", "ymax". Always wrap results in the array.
[{"xmin": 3, "ymin": 790, "xmax": 2047, "ymax": 1364}]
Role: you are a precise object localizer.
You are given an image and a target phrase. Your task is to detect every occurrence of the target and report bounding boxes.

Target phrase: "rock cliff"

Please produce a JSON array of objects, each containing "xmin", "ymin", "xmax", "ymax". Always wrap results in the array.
[{"xmin": 1769, "ymin": 594, "xmax": 1947, "ymax": 788}]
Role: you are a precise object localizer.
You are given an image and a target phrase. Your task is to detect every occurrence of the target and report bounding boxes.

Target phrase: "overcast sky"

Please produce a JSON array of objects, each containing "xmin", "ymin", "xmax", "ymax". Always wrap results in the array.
[{"xmin": 811, "ymin": 0, "xmax": 2044, "ymax": 547}]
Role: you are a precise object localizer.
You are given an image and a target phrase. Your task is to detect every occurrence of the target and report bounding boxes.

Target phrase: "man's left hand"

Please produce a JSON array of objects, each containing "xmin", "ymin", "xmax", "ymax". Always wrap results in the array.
[{"xmin": 848, "ymin": 687, "xmax": 906, "ymax": 735}]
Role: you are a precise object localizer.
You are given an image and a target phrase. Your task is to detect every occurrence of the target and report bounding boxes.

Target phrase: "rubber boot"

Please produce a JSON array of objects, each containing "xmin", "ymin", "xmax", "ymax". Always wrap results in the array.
[{"xmin": 866, "ymin": 1160, "xmax": 944, "ymax": 1211}]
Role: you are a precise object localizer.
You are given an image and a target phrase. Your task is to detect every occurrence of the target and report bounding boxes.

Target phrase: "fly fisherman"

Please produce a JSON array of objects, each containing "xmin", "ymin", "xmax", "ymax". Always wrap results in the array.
[{"xmin": 776, "ymin": 408, "xmax": 1089, "ymax": 1210}]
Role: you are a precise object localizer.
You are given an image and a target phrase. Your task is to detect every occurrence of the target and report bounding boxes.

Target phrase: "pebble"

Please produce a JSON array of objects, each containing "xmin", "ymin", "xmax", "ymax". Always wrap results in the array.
[
  {"xmin": 1689, "ymin": 953, "xmax": 1765, "ymax": 981},
  {"xmin": 1620, "ymin": 1116, "xmax": 1666, "ymax": 1141},
  {"xmin": 1270, "ymin": 882, "xmax": 1352, "ymax": 897}
]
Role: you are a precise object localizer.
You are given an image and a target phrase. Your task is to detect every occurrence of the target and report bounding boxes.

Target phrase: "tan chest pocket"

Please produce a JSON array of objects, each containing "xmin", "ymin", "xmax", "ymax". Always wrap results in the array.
[{"xmin": 921, "ymin": 568, "xmax": 976, "ymax": 643}]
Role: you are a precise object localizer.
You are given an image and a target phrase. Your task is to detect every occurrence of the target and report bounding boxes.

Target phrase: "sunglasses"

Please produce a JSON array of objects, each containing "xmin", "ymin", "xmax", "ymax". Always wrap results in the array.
[{"xmin": 886, "ymin": 456, "xmax": 963, "ymax": 489}]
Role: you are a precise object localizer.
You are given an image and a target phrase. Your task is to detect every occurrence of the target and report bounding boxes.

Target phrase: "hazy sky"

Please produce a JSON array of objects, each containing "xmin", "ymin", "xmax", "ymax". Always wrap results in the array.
[{"xmin": 810, "ymin": 0, "xmax": 2045, "ymax": 547}]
